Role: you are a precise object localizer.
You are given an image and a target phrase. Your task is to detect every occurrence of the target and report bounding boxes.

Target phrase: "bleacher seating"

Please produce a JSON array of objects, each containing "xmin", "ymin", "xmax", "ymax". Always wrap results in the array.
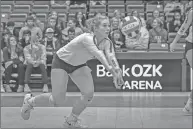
[
  {"xmin": 32, "ymin": 5, "xmax": 50, "ymax": 14},
  {"xmin": 15, "ymin": 0, "xmax": 33, "ymax": 5},
  {"xmin": 13, "ymin": 5, "xmax": 31, "ymax": 13},
  {"xmin": 149, "ymin": 43, "xmax": 169, "ymax": 51},
  {"xmin": 1, "ymin": 5, "xmax": 12, "ymax": 13},
  {"xmin": 108, "ymin": 5, "xmax": 125, "ymax": 17},
  {"xmin": 50, "ymin": 4, "xmax": 68, "ymax": 14}
]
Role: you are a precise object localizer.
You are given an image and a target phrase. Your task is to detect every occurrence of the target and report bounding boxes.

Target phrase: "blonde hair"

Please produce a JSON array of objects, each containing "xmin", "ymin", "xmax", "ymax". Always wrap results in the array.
[{"xmin": 86, "ymin": 15, "xmax": 109, "ymax": 32}]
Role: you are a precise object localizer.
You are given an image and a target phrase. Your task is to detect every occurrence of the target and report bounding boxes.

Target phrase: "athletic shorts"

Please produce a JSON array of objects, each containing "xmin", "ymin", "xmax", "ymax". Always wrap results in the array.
[{"xmin": 52, "ymin": 54, "xmax": 87, "ymax": 74}]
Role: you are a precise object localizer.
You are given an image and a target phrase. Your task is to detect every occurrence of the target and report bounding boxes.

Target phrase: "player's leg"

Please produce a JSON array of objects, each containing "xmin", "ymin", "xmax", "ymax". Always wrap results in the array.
[
  {"xmin": 64, "ymin": 66, "xmax": 94, "ymax": 128},
  {"xmin": 183, "ymin": 49, "xmax": 193, "ymax": 114},
  {"xmin": 21, "ymin": 69, "xmax": 69, "ymax": 120}
]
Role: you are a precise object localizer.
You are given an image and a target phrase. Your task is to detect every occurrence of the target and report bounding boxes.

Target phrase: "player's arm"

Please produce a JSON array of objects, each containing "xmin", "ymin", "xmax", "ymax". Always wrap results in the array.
[
  {"xmin": 82, "ymin": 35, "xmax": 114, "ymax": 74},
  {"xmin": 172, "ymin": 9, "xmax": 192, "ymax": 44},
  {"xmin": 103, "ymin": 39, "xmax": 121, "ymax": 72}
]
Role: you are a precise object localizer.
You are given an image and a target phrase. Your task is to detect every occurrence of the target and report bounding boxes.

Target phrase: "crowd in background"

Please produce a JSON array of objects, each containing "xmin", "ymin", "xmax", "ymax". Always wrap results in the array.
[{"xmin": 1, "ymin": 0, "xmax": 191, "ymax": 93}]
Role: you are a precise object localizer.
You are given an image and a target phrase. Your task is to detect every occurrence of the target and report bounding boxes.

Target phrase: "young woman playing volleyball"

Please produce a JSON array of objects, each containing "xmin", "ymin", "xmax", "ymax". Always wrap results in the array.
[
  {"xmin": 21, "ymin": 15, "xmax": 124, "ymax": 128},
  {"xmin": 170, "ymin": 1, "xmax": 192, "ymax": 114}
]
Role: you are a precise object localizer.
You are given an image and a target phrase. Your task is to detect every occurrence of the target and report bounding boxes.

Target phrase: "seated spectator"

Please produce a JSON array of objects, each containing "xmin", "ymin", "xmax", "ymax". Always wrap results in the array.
[
  {"xmin": 149, "ymin": 18, "xmax": 168, "ymax": 44},
  {"xmin": 110, "ymin": 17, "xmax": 121, "ymax": 33},
  {"xmin": 23, "ymin": 34, "xmax": 48, "ymax": 93},
  {"xmin": 6, "ymin": 21, "xmax": 18, "ymax": 37},
  {"xmin": 1, "ymin": 30, "xmax": 10, "ymax": 50},
  {"xmin": 168, "ymin": 11, "xmax": 183, "ymax": 32},
  {"xmin": 111, "ymin": 29, "xmax": 124, "ymax": 50},
  {"xmin": 90, "ymin": 0, "xmax": 106, "ymax": 5},
  {"xmin": 29, "ymin": 12, "xmax": 44, "ymax": 31},
  {"xmin": 131, "ymin": 10, "xmax": 146, "ymax": 28},
  {"xmin": 75, "ymin": 12, "xmax": 86, "ymax": 32},
  {"xmin": 146, "ymin": 9, "xmax": 162, "ymax": 30},
  {"xmin": 3, "ymin": 35, "xmax": 25, "ymax": 92},
  {"xmin": 1, "ymin": 49, "xmax": 5, "ymax": 92},
  {"xmin": 19, "ymin": 29, "xmax": 31, "ymax": 48},
  {"xmin": 41, "ymin": 28, "xmax": 60, "ymax": 65},
  {"xmin": 1, "ymin": 22, "xmax": 6, "ymax": 32},
  {"xmin": 19, "ymin": 16, "xmax": 42, "ymax": 41},
  {"xmin": 62, "ymin": 18, "xmax": 83, "ymax": 38},
  {"xmin": 164, "ymin": 0, "xmax": 184, "ymax": 16},
  {"xmin": 122, "ymin": 16, "xmax": 149, "ymax": 50},
  {"xmin": 48, "ymin": 11, "xmax": 66, "ymax": 30},
  {"xmin": 60, "ymin": 27, "xmax": 75, "ymax": 47},
  {"xmin": 113, "ymin": 10, "xmax": 123, "ymax": 27},
  {"xmin": 44, "ymin": 16, "xmax": 62, "ymax": 40}
]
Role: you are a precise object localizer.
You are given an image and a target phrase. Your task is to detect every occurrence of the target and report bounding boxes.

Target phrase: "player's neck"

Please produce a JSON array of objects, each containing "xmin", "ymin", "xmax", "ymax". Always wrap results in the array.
[{"xmin": 94, "ymin": 31, "xmax": 106, "ymax": 43}]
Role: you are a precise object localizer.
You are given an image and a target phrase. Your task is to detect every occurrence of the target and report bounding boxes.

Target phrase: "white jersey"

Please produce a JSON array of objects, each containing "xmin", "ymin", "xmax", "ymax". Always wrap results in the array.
[
  {"xmin": 177, "ymin": 8, "xmax": 193, "ymax": 43},
  {"xmin": 56, "ymin": 33, "xmax": 102, "ymax": 66}
]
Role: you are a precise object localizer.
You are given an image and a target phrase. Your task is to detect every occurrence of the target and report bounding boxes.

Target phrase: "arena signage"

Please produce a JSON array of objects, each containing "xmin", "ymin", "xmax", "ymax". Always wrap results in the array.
[
  {"xmin": 85, "ymin": 59, "xmax": 182, "ymax": 92},
  {"xmin": 96, "ymin": 64, "xmax": 163, "ymax": 90}
]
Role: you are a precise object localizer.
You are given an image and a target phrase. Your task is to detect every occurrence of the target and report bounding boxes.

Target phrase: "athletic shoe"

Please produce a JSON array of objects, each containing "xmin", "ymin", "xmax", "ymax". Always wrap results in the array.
[
  {"xmin": 183, "ymin": 99, "xmax": 192, "ymax": 115},
  {"xmin": 24, "ymin": 84, "xmax": 31, "ymax": 93},
  {"xmin": 21, "ymin": 94, "xmax": 34, "ymax": 120},
  {"xmin": 42, "ymin": 84, "xmax": 49, "ymax": 93},
  {"xmin": 63, "ymin": 116, "xmax": 88, "ymax": 128},
  {"xmin": 1, "ymin": 85, "xmax": 5, "ymax": 93},
  {"xmin": 17, "ymin": 85, "xmax": 24, "ymax": 92}
]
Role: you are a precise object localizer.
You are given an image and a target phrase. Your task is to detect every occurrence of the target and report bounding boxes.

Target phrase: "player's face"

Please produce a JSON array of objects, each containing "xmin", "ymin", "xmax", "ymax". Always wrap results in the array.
[
  {"xmin": 97, "ymin": 19, "xmax": 110, "ymax": 38},
  {"xmin": 51, "ymin": 12, "xmax": 58, "ymax": 19},
  {"xmin": 9, "ymin": 37, "xmax": 17, "ymax": 46},
  {"xmin": 24, "ymin": 34, "xmax": 31, "ymax": 42},
  {"xmin": 7, "ymin": 26, "xmax": 14, "ymax": 32},
  {"xmin": 77, "ymin": 12, "xmax": 83, "ymax": 20}
]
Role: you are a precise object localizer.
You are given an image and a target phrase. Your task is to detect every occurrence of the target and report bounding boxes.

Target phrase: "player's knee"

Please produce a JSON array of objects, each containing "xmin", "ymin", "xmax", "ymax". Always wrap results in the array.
[{"xmin": 81, "ymin": 92, "xmax": 94, "ymax": 104}]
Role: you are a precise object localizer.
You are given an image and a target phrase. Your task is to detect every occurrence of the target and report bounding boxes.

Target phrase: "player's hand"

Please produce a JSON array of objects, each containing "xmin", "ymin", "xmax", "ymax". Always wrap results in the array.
[
  {"xmin": 170, "ymin": 42, "xmax": 176, "ymax": 52},
  {"xmin": 113, "ymin": 68, "xmax": 125, "ymax": 89}
]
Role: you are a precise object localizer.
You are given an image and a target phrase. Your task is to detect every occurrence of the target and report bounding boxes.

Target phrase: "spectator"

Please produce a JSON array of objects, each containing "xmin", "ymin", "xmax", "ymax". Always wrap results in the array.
[
  {"xmin": 60, "ymin": 27, "xmax": 75, "ymax": 47},
  {"xmin": 19, "ymin": 29, "xmax": 31, "ymax": 48},
  {"xmin": 6, "ymin": 21, "xmax": 17, "ymax": 37},
  {"xmin": 48, "ymin": 11, "xmax": 66, "ymax": 30},
  {"xmin": 19, "ymin": 16, "xmax": 42, "ymax": 41},
  {"xmin": 113, "ymin": 10, "xmax": 123, "ymax": 28},
  {"xmin": 149, "ymin": 18, "xmax": 168, "ymax": 44},
  {"xmin": 1, "ymin": 22, "xmax": 6, "ymax": 32},
  {"xmin": 23, "ymin": 34, "xmax": 48, "ymax": 93},
  {"xmin": 75, "ymin": 12, "xmax": 86, "ymax": 31},
  {"xmin": 146, "ymin": 9, "xmax": 162, "ymax": 30},
  {"xmin": 41, "ymin": 28, "xmax": 60, "ymax": 65},
  {"xmin": 1, "ymin": 30, "xmax": 10, "ymax": 50},
  {"xmin": 62, "ymin": 18, "xmax": 83, "ymax": 38},
  {"xmin": 164, "ymin": 0, "xmax": 184, "ymax": 16},
  {"xmin": 168, "ymin": 11, "xmax": 183, "ymax": 32},
  {"xmin": 3, "ymin": 35, "xmax": 25, "ymax": 92},
  {"xmin": 111, "ymin": 29, "xmax": 124, "ymax": 50},
  {"xmin": 29, "ymin": 12, "xmax": 44, "ymax": 31},
  {"xmin": 110, "ymin": 17, "xmax": 121, "ymax": 33},
  {"xmin": 44, "ymin": 16, "xmax": 62, "ymax": 40},
  {"xmin": 131, "ymin": 10, "xmax": 146, "ymax": 28},
  {"xmin": 90, "ymin": 0, "xmax": 106, "ymax": 5},
  {"xmin": 1, "ymin": 49, "xmax": 5, "ymax": 92},
  {"xmin": 68, "ymin": 27, "xmax": 76, "ymax": 41}
]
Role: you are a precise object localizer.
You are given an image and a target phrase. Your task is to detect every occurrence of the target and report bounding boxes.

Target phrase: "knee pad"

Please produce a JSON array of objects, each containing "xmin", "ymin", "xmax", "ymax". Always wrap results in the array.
[{"xmin": 81, "ymin": 92, "xmax": 94, "ymax": 105}]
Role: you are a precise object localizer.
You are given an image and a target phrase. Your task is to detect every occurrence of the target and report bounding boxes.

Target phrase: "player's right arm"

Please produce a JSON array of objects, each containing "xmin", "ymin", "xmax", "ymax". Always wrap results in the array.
[
  {"xmin": 171, "ymin": 9, "xmax": 192, "ymax": 50},
  {"xmin": 82, "ymin": 35, "xmax": 114, "ymax": 74}
]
